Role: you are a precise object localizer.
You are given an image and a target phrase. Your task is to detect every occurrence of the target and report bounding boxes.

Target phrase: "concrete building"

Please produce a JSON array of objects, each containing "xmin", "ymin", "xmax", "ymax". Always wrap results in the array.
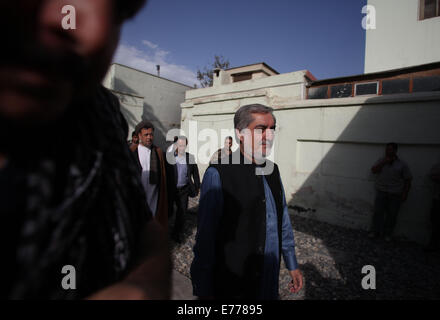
[
  {"xmin": 180, "ymin": 61, "xmax": 440, "ymax": 245},
  {"xmin": 212, "ymin": 62, "xmax": 280, "ymax": 86},
  {"xmin": 103, "ymin": 63, "xmax": 191, "ymax": 149},
  {"xmin": 365, "ymin": 0, "xmax": 440, "ymax": 73}
]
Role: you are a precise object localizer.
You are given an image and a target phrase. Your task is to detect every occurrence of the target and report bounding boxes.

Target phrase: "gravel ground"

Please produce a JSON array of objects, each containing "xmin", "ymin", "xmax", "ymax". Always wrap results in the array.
[{"xmin": 170, "ymin": 196, "xmax": 440, "ymax": 300}]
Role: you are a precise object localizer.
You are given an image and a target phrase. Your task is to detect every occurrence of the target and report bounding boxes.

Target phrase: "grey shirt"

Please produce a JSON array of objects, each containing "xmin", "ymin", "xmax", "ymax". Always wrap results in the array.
[{"xmin": 374, "ymin": 157, "xmax": 412, "ymax": 194}]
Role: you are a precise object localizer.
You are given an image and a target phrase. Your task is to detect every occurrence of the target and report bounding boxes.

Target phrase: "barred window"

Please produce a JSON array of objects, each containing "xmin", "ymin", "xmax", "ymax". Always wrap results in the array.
[{"xmin": 419, "ymin": 0, "xmax": 440, "ymax": 20}]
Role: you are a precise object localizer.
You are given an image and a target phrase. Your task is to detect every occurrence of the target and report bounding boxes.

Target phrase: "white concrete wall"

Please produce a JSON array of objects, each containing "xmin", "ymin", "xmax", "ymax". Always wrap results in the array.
[
  {"xmin": 103, "ymin": 63, "xmax": 191, "ymax": 148},
  {"xmin": 182, "ymin": 77, "xmax": 440, "ymax": 244},
  {"xmin": 181, "ymin": 70, "xmax": 308, "ymax": 169},
  {"xmin": 365, "ymin": 0, "xmax": 440, "ymax": 73},
  {"xmin": 112, "ymin": 90, "xmax": 144, "ymax": 139},
  {"xmin": 281, "ymin": 93, "xmax": 440, "ymax": 245}
]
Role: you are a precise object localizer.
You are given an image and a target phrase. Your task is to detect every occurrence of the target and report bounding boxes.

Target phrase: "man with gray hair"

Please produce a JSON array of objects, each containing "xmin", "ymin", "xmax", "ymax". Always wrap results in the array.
[{"xmin": 191, "ymin": 104, "xmax": 303, "ymax": 299}]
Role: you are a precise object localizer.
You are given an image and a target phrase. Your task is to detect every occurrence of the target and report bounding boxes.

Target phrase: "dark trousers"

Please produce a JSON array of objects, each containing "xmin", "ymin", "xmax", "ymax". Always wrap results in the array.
[
  {"xmin": 171, "ymin": 185, "xmax": 189, "ymax": 239},
  {"xmin": 371, "ymin": 190, "xmax": 402, "ymax": 237},
  {"xmin": 428, "ymin": 199, "xmax": 440, "ymax": 248}
]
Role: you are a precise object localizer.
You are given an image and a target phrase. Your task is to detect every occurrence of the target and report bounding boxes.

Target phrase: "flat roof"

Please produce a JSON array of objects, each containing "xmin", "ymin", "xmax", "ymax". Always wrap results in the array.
[
  {"xmin": 226, "ymin": 62, "xmax": 280, "ymax": 75},
  {"xmin": 309, "ymin": 61, "xmax": 440, "ymax": 87},
  {"xmin": 111, "ymin": 62, "xmax": 193, "ymax": 88}
]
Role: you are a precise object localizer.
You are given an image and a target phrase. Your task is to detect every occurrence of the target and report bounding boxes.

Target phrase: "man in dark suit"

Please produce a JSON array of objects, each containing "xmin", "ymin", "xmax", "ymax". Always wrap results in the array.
[{"xmin": 166, "ymin": 136, "xmax": 200, "ymax": 243}]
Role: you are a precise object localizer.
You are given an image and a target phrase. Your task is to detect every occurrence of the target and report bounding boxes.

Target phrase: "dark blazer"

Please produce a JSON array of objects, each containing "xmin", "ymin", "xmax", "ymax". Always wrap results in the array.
[{"xmin": 166, "ymin": 152, "xmax": 200, "ymax": 198}]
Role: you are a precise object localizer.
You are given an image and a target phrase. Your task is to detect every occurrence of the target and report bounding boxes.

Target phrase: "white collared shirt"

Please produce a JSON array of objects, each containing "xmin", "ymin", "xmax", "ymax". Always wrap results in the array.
[{"xmin": 138, "ymin": 144, "xmax": 159, "ymax": 215}]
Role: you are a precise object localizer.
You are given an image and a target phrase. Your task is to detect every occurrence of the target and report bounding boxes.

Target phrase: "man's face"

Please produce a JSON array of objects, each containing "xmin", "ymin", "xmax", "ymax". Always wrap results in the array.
[
  {"xmin": 132, "ymin": 135, "xmax": 139, "ymax": 144},
  {"xmin": 237, "ymin": 113, "xmax": 275, "ymax": 161},
  {"xmin": 138, "ymin": 128, "xmax": 154, "ymax": 148},
  {"xmin": 176, "ymin": 139, "xmax": 187, "ymax": 155},
  {"xmin": 0, "ymin": 0, "xmax": 123, "ymax": 124},
  {"xmin": 385, "ymin": 145, "xmax": 397, "ymax": 158},
  {"xmin": 224, "ymin": 138, "xmax": 232, "ymax": 151}
]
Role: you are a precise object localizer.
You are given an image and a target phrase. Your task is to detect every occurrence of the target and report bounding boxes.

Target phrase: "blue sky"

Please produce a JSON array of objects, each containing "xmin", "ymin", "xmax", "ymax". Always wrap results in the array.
[{"xmin": 114, "ymin": 0, "xmax": 367, "ymax": 86}]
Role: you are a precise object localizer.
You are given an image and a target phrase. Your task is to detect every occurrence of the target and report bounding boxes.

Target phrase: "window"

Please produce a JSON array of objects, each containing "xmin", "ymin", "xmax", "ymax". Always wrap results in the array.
[
  {"xmin": 382, "ymin": 79, "xmax": 410, "ymax": 95},
  {"xmin": 232, "ymin": 72, "xmax": 252, "ymax": 82},
  {"xmin": 355, "ymin": 82, "xmax": 378, "ymax": 96},
  {"xmin": 330, "ymin": 84, "xmax": 352, "ymax": 98},
  {"xmin": 419, "ymin": 0, "xmax": 440, "ymax": 20},
  {"xmin": 308, "ymin": 86, "xmax": 328, "ymax": 99},
  {"xmin": 413, "ymin": 76, "xmax": 440, "ymax": 92}
]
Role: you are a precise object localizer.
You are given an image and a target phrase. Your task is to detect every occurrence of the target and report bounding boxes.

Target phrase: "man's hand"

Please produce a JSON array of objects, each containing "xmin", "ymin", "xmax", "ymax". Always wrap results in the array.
[
  {"xmin": 88, "ymin": 220, "xmax": 171, "ymax": 300},
  {"xmin": 402, "ymin": 179, "xmax": 411, "ymax": 203},
  {"xmin": 288, "ymin": 269, "xmax": 303, "ymax": 293},
  {"xmin": 372, "ymin": 157, "xmax": 392, "ymax": 174}
]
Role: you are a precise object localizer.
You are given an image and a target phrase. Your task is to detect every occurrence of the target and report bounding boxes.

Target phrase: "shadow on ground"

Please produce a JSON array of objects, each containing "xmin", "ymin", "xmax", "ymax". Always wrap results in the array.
[
  {"xmin": 169, "ymin": 197, "xmax": 440, "ymax": 299},
  {"xmin": 280, "ymin": 212, "xmax": 440, "ymax": 299}
]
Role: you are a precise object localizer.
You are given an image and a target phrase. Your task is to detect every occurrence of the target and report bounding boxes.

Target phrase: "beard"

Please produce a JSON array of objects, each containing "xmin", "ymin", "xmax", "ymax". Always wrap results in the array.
[{"xmin": 0, "ymin": 32, "xmax": 95, "ymax": 126}]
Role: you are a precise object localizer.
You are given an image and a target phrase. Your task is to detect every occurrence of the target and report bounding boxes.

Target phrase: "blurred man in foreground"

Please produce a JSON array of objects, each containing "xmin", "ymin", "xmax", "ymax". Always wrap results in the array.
[{"xmin": 0, "ymin": 0, "xmax": 171, "ymax": 299}]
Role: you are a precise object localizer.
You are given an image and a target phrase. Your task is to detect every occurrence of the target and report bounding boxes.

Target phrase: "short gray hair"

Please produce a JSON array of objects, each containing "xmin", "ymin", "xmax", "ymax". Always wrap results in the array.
[{"xmin": 234, "ymin": 104, "xmax": 276, "ymax": 131}]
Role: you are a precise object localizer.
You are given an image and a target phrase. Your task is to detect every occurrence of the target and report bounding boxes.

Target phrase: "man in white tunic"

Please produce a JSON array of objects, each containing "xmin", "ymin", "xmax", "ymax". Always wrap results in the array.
[
  {"xmin": 133, "ymin": 121, "xmax": 169, "ymax": 229},
  {"xmin": 138, "ymin": 140, "xmax": 159, "ymax": 215}
]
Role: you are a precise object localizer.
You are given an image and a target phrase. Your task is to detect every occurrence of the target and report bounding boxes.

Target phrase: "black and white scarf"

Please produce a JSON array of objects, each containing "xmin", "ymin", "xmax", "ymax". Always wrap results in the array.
[{"xmin": 2, "ymin": 85, "xmax": 151, "ymax": 299}]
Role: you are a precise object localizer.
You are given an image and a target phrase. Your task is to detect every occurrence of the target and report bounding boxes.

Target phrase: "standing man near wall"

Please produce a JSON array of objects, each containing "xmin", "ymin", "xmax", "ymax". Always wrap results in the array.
[
  {"xmin": 166, "ymin": 136, "xmax": 200, "ymax": 244},
  {"xmin": 425, "ymin": 162, "xmax": 440, "ymax": 252},
  {"xmin": 0, "ymin": 0, "xmax": 171, "ymax": 299},
  {"xmin": 191, "ymin": 104, "xmax": 303, "ymax": 299},
  {"xmin": 210, "ymin": 136, "xmax": 233, "ymax": 164},
  {"xmin": 369, "ymin": 143, "xmax": 412, "ymax": 241},
  {"xmin": 133, "ymin": 120, "xmax": 169, "ymax": 230},
  {"xmin": 129, "ymin": 130, "xmax": 139, "ymax": 152}
]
